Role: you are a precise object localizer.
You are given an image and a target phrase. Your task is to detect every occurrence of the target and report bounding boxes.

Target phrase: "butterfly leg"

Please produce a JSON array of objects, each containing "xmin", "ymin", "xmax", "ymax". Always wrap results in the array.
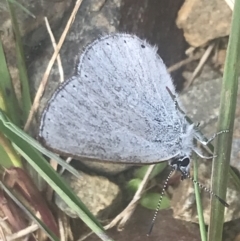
[
  {"xmin": 193, "ymin": 146, "xmax": 216, "ymax": 159},
  {"xmin": 194, "ymin": 130, "xmax": 229, "ymax": 146}
]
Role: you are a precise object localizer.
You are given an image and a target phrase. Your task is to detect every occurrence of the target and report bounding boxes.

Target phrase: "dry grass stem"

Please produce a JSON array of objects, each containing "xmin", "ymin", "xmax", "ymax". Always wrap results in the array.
[
  {"xmin": 105, "ymin": 164, "xmax": 155, "ymax": 230},
  {"xmin": 0, "ymin": 224, "xmax": 39, "ymax": 241},
  {"xmin": 225, "ymin": 0, "xmax": 234, "ymax": 10},
  {"xmin": 185, "ymin": 42, "xmax": 215, "ymax": 88},
  {"xmin": 167, "ymin": 52, "xmax": 203, "ymax": 73},
  {"xmin": 44, "ymin": 17, "xmax": 64, "ymax": 83},
  {"xmin": 24, "ymin": 0, "xmax": 83, "ymax": 131}
]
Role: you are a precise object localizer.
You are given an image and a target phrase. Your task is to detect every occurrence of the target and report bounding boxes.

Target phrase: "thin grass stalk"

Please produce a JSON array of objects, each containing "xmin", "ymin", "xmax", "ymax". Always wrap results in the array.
[
  {"xmin": 0, "ymin": 40, "xmax": 20, "ymax": 126},
  {"xmin": 208, "ymin": 1, "xmax": 240, "ymax": 240},
  {"xmin": 8, "ymin": 0, "xmax": 36, "ymax": 18},
  {"xmin": 193, "ymin": 159, "xmax": 207, "ymax": 241}
]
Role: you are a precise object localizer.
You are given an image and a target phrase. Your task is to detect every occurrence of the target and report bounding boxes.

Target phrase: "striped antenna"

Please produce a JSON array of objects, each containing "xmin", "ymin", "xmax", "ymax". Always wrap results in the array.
[
  {"xmin": 182, "ymin": 171, "xmax": 229, "ymax": 208},
  {"xmin": 147, "ymin": 169, "xmax": 174, "ymax": 236}
]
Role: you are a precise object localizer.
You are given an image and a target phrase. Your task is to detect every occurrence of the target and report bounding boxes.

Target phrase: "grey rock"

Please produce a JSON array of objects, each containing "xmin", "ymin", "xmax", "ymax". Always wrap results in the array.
[{"xmin": 55, "ymin": 170, "xmax": 121, "ymax": 219}]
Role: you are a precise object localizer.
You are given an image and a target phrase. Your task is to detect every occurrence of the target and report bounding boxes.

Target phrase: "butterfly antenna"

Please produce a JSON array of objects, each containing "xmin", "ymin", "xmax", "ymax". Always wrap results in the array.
[
  {"xmin": 183, "ymin": 172, "xmax": 229, "ymax": 207},
  {"xmin": 147, "ymin": 169, "xmax": 174, "ymax": 236}
]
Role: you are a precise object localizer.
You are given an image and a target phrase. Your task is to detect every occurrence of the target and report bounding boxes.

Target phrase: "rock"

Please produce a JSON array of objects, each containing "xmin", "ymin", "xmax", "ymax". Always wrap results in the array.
[
  {"xmin": 73, "ymin": 159, "xmax": 133, "ymax": 176},
  {"xmin": 170, "ymin": 65, "xmax": 240, "ymax": 224},
  {"xmin": 176, "ymin": 0, "xmax": 232, "ymax": 47},
  {"xmin": 55, "ymin": 170, "xmax": 121, "ymax": 219}
]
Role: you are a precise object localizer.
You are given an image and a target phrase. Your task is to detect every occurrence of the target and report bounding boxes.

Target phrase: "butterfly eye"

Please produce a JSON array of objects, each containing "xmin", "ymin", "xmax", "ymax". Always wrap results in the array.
[
  {"xmin": 180, "ymin": 156, "xmax": 190, "ymax": 167},
  {"xmin": 169, "ymin": 156, "xmax": 190, "ymax": 177},
  {"xmin": 179, "ymin": 157, "xmax": 190, "ymax": 179}
]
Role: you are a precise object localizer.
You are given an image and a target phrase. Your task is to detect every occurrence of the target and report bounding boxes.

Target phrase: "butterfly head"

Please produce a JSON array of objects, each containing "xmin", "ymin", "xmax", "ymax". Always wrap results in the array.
[{"xmin": 169, "ymin": 156, "xmax": 190, "ymax": 179}]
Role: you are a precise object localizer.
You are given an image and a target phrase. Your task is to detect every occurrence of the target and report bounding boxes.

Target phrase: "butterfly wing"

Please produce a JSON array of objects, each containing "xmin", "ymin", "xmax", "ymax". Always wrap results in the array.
[{"xmin": 39, "ymin": 34, "xmax": 185, "ymax": 163}]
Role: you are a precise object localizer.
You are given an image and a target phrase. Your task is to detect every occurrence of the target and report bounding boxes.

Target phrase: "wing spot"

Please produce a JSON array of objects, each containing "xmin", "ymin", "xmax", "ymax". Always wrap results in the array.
[
  {"xmin": 85, "ymin": 74, "xmax": 88, "ymax": 78},
  {"xmin": 106, "ymin": 42, "xmax": 110, "ymax": 45}
]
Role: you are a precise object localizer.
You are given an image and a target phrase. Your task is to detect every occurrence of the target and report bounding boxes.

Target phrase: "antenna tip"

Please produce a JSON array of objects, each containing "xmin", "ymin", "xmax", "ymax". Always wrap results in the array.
[
  {"xmin": 218, "ymin": 197, "xmax": 229, "ymax": 207},
  {"xmin": 147, "ymin": 222, "xmax": 154, "ymax": 236}
]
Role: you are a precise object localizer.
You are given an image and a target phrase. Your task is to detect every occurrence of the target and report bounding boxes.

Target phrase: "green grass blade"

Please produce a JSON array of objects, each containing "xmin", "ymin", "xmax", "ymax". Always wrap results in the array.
[
  {"xmin": 193, "ymin": 159, "xmax": 207, "ymax": 241},
  {"xmin": 0, "ymin": 39, "xmax": 21, "ymax": 126},
  {"xmin": 8, "ymin": 0, "xmax": 36, "ymax": 18},
  {"xmin": 0, "ymin": 181, "xmax": 59, "ymax": 241},
  {"xmin": 0, "ymin": 132, "xmax": 22, "ymax": 167},
  {"xmin": 208, "ymin": 1, "xmax": 240, "ymax": 240},
  {"xmin": 229, "ymin": 167, "xmax": 240, "ymax": 190},
  {"xmin": 0, "ymin": 145, "xmax": 13, "ymax": 167},
  {"xmin": 6, "ymin": 0, "xmax": 32, "ymax": 122},
  {"xmin": 0, "ymin": 39, "xmax": 23, "ymax": 168}
]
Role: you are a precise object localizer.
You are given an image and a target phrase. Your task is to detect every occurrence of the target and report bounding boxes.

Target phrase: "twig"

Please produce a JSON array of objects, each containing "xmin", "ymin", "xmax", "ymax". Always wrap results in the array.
[
  {"xmin": 44, "ymin": 17, "xmax": 64, "ymax": 83},
  {"xmin": 0, "ymin": 224, "xmax": 39, "ymax": 241},
  {"xmin": 105, "ymin": 164, "xmax": 155, "ymax": 230},
  {"xmin": 167, "ymin": 52, "xmax": 203, "ymax": 73},
  {"xmin": 58, "ymin": 216, "xmax": 66, "ymax": 241},
  {"xmin": 0, "ymin": 226, "xmax": 7, "ymax": 241},
  {"xmin": 185, "ymin": 42, "xmax": 215, "ymax": 89},
  {"xmin": 224, "ymin": 0, "xmax": 234, "ymax": 10},
  {"xmin": 59, "ymin": 157, "xmax": 73, "ymax": 175}
]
